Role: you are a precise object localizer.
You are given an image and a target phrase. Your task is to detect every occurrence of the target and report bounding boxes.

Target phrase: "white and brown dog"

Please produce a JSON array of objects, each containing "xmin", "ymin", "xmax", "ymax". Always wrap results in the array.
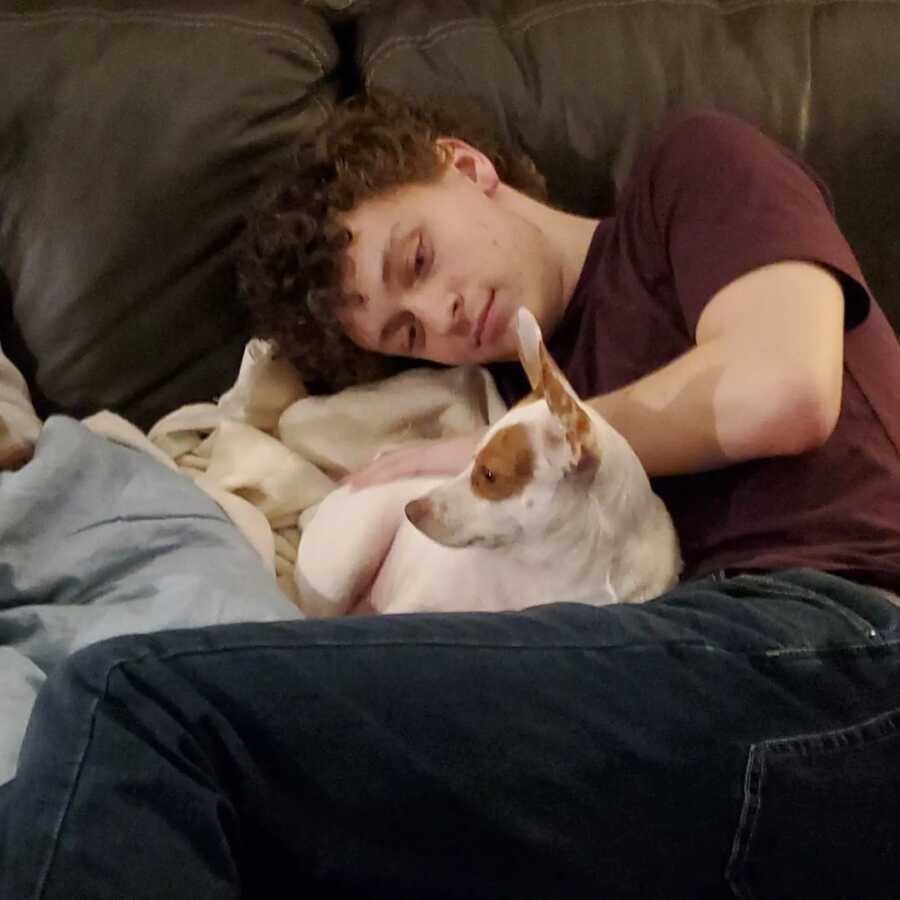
[{"xmin": 295, "ymin": 308, "xmax": 681, "ymax": 616}]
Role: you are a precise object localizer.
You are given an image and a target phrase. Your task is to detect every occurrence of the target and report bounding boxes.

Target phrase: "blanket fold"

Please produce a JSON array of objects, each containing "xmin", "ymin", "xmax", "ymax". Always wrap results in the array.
[{"xmin": 86, "ymin": 340, "xmax": 508, "ymax": 608}]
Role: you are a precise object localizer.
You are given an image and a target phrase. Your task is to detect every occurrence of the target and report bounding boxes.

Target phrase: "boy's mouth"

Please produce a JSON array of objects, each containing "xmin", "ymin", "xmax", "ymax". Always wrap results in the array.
[{"xmin": 474, "ymin": 290, "xmax": 496, "ymax": 347}]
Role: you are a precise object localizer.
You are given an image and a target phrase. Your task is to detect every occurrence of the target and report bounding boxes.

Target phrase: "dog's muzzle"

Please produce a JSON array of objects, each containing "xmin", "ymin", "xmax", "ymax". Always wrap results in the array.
[
  {"xmin": 405, "ymin": 495, "xmax": 461, "ymax": 545},
  {"xmin": 405, "ymin": 496, "xmax": 433, "ymax": 528}
]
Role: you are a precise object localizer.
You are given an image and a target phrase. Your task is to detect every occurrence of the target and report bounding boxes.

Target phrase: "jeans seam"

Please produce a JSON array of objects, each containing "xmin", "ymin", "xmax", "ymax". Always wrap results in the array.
[
  {"xmin": 754, "ymin": 641, "xmax": 896, "ymax": 660},
  {"xmin": 726, "ymin": 744, "xmax": 763, "ymax": 900},
  {"xmin": 33, "ymin": 680, "xmax": 107, "ymax": 899},
  {"xmin": 117, "ymin": 638, "xmax": 733, "ymax": 659},
  {"xmin": 79, "ymin": 634, "xmax": 900, "ymax": 667},
  {"xmin": 733, "ymin": 573, "xmax": 889, "ymax": 641},
  {"xmin": 724, "ymin": 706, "xmax": 900, "ymax": 899}
]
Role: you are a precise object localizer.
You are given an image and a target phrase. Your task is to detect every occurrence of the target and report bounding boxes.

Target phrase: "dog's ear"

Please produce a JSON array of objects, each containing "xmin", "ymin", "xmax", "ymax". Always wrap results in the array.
[
  {"xmin": 515, "ymin": 307, "xmax": 545, "ymax": 392},
  {"xmin": 515, "ymin": 307, "xmax": 600, "ymax": 470},
  {"xmin": 539, "ymin": 349, "xmax": 601, "ymax": 473}
]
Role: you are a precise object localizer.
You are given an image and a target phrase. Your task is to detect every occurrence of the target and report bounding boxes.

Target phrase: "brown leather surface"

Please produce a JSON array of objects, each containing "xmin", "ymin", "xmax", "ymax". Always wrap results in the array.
[
  {"xmin": 1, "ymin": 0, "xmax": 896, "ymax": 426},
  {"xmin": 0, "ymin": 0, "xmax": 339, "ymax": 427}
]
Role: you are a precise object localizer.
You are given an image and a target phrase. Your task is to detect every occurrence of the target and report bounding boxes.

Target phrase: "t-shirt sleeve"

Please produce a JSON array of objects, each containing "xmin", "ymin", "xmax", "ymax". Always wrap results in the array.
[{"xmin": 631, "ymin": 110, "xmax": 871, "ymax": 338}]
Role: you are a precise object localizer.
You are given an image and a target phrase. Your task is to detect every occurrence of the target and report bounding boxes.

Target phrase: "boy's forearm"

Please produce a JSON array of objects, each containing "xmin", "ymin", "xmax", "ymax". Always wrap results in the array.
[
  {"xmin": 587, "ymin": 339, "xmax": 831, "ymax": 478},
  {"xmin": 586, "ymin": 348, "xmax": 728, "ymax": 478},
  {"xmin": 583, "ymin": 262, "xmax": 846, "ymax": 476}
]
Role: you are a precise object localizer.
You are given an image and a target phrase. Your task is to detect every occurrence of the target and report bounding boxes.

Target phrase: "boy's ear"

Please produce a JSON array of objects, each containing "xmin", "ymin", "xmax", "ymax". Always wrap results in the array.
[
  {"xmin": 435, "ymin": 137, "xmax": 499, "ymax": 194},
  {"xmin": 515, "ymin": 307, "xmax": 600, "ymax": 471}
]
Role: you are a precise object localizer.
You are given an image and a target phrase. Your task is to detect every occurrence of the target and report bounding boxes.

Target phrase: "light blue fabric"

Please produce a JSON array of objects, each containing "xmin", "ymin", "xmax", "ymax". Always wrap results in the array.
[{"xmin": 0, "ymin": 416, "xmax": 300, "ymax": 785}]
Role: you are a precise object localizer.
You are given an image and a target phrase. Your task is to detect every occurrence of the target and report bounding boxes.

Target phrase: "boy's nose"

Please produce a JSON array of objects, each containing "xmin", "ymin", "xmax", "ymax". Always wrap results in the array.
[
  {"xmin": 447, "ymin": 295, "xmax": 469, "ymax": 335},
  {"xmin": 414, "ymin": 291, "xmax": 470, "ymax": 338}
]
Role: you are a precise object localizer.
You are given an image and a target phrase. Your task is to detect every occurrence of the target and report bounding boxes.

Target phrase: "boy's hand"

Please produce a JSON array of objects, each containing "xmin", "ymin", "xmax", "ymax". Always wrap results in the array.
[
  {"xmin": 0, "ymin": 433, "xmax": 34, "ymax": 471},
  {"xmin": 344, "ymin": 430, "xmax": 484, "ymax": 490}
]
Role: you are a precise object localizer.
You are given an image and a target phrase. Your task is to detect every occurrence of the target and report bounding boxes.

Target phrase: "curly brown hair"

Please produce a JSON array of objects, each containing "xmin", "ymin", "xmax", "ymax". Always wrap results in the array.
[{"xmin": 234, "ymin": 89, "xmax": 547, "ymax": 394}]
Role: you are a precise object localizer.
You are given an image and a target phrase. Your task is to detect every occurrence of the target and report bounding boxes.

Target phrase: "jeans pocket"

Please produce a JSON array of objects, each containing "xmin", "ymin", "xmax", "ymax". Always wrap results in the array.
[
  {"xmin": 732, "ymin": 573, "xmax": 884, "ymax": 641},
  {"xmin": 726, "ymin": 707, "xmax": 900, "ymax": 900}
]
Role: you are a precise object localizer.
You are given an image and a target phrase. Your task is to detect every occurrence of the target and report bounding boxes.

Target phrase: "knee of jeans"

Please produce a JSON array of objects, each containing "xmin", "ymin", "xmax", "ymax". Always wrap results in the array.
[
  {"xmin": 55, "ymin": 632, "xmax": 158, "ymax": 696},
  {"xmin": 15, "ymin": 635, "xmax": 157, "ymax": 776}
]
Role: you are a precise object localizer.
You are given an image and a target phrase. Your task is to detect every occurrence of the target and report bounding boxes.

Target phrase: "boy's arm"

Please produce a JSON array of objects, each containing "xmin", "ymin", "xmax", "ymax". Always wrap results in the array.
[
  {"xmin": 588, "ymin": 260, "xmax": 845, "ymax": 477},
  {"xmin": 344, "ymin": 429, "xmax": 486, "ymax": 489}
]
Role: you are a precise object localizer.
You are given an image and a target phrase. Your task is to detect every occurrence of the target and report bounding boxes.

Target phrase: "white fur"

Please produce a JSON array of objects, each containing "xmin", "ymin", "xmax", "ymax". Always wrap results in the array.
[{"xmin": 295, "ymin": 310, "xmax": 681, "ymax": 616}]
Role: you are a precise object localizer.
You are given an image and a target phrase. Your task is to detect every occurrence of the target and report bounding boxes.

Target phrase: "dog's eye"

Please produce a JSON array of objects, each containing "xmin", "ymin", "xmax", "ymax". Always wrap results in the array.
[{"xmin": 480, "ymin": 465, "xmax": 496, "ymax": 483}]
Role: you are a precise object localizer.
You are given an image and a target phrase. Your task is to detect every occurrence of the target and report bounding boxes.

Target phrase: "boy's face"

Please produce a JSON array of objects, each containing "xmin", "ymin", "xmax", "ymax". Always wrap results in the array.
[{"xmin": 336, "ymin": 141, "xmax": 566, "ymax": 366}]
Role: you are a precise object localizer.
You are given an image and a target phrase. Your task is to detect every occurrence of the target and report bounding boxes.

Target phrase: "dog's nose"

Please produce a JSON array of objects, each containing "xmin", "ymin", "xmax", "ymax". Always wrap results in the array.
[{"xmin": 405, "ymin": 496, "xmax": 432, "ymax": 526}]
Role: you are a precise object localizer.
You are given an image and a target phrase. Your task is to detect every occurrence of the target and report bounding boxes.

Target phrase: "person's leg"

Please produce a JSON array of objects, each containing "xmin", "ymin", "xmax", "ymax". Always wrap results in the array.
[{"xmin": 2, "ymin": 569, "xmax": 899, "ymax": 900}]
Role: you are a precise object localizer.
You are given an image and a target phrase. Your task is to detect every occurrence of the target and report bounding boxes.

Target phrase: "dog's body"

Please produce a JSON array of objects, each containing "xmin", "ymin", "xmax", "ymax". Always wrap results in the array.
[
  {"xmin": 297, "ymin": 473, "xmax": 602, "ymax": 616},
  {"xmin": 295, "ymin": 310, "xmax": 681, "ymax": 617}
]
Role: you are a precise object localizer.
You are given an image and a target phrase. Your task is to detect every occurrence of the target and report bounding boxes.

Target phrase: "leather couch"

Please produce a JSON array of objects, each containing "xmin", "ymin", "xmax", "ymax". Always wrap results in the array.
[{"xmin": 1, "ymin": 0, "xmax": 897, "ymax": 430}]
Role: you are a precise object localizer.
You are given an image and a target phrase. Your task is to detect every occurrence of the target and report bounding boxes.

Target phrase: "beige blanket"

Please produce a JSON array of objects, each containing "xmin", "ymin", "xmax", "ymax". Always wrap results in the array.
[{"xmin": 71, "ymin": 340, "xmax": 507, "ymax": 607}]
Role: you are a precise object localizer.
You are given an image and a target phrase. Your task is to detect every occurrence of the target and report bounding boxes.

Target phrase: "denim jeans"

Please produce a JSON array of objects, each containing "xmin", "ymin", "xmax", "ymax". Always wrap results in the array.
[{"xmin": 2, "ymin": 568, "xmax": 899, "ymax": 899}]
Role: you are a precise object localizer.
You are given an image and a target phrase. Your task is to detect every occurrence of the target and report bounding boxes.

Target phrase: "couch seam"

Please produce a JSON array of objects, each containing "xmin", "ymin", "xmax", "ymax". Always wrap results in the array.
[
  {"xmin": 0, "ymin": 7, "xmax": 332, "ymax": 75},
  {"xmin": 363, "ymin": 19, "xmax": 499, "ymax": 87},
  {"xmin": 508, "ymin": 0, "xmax": 899, "ymax": 35},
  {"xmin": 363, "ymin": 0, "xmax": 899, "ymax": 86}
]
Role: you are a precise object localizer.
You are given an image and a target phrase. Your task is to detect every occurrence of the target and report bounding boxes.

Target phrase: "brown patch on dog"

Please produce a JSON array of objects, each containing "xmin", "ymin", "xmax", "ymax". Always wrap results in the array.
[
  {"xmin": 535, "ymin": 346, "xmax": 601, "ymax": 467},
  {"xmin": 540, "ymin": 351, "xmax": 594, "ymax": 458},
  {"xmin": 471, "ymin": 423, "xmax": 535, "ymax": 500}
]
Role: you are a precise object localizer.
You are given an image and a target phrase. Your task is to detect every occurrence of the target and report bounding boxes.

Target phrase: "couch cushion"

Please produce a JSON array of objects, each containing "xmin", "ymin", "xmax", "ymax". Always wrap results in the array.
[
  {"xmin": 0, "ymin": 0, "xmax": 339, "ymax": 428},
  {"xmin": 353, "ymin": 0, "xmax": 900, "ymax": 332}
]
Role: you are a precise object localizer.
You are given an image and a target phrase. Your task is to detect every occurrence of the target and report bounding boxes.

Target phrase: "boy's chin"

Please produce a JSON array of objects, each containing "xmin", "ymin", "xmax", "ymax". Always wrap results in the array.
[{"xmin": 477, "ymin": 333, "xmax": 518, "ymax": 364}]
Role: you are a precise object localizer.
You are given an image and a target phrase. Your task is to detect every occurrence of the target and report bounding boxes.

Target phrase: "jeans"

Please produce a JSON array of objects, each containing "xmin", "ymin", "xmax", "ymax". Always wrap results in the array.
[{"xmin": 1, "ymin": 569, "xmax": 899, "ymax": 899}]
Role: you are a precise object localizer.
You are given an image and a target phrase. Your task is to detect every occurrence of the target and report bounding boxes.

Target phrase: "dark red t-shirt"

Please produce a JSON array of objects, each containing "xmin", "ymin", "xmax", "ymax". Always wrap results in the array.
[{"xmin": 492, "ymin": 111, "xmax": 900, "ymax": 592}]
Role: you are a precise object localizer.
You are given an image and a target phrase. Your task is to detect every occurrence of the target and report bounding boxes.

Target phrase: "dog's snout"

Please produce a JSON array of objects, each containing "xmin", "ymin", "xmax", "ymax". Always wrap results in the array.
[{"xmin": 405, "ymin": 496, "xmax": 432, "ymax": 526}]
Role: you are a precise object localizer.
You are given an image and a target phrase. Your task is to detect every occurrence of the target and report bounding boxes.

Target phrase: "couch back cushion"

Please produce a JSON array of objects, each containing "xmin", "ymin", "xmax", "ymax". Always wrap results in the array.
[
  {"xmin": 0, "ymin": 0, "xmax": 338, "ymax": 428},
  {"xmin": 353, "ymin": 0, "xmax": 900, "ymax": 332}
]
